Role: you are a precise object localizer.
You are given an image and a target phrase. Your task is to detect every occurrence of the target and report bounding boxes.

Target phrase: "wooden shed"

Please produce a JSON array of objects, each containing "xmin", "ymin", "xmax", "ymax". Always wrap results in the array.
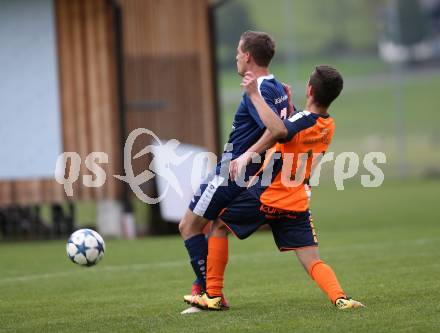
[{"xmin": 0, "ymin": 0, "xmax": 219, "ymax": 208}]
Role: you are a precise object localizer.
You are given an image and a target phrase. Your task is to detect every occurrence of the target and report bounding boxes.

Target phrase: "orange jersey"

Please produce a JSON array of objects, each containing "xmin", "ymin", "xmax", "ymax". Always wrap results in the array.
[{"xmin": 248, "ymin": 111, "xmax": 335, "ymax": 212}]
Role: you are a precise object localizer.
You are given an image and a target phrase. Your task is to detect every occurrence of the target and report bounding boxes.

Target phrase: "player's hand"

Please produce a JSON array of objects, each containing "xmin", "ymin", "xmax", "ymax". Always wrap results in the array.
[
  {"xmin": 240, "ymin": 71, "xmax": 258, "ymax": 97},
  {"xmin": 282, "ymin": 82, "xmax": 295, "ymax": 116},
  {"xmin": 229, "ymin": 152, "xmax": 253, "ymax": 181}
]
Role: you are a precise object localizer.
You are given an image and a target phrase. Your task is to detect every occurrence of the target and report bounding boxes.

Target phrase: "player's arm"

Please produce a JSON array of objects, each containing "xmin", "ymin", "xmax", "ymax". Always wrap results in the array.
[
  {"xmin": 282, "ymin": 83, "xmax": 295, "ymax": 116},
  {"xmin": 241, "ymin": 71, "xmax": 288, "ymax": 139},
  {"xmin": 229, "ymin": 129, "xmax": 276, "ymax": 180}
]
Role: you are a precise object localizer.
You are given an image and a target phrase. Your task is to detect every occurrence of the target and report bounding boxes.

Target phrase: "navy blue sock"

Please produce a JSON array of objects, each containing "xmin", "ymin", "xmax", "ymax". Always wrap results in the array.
[
  {"xmin": 184, "ymin": 234, "xmax": 208, "ymax": 290},
  {"xmin": 193, "ymin": 278, "xmax": 203, "ymax": 286}
]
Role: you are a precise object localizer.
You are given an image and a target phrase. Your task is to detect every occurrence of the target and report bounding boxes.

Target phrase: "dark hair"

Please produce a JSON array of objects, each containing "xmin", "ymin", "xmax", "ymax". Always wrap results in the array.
[
  {"xmin": 240, "ymin": 30, "xmax": 275, "ymax": 67},
  {"xmin": 309, "ymin": 65, "xmax": 343, "ymax": 107}
]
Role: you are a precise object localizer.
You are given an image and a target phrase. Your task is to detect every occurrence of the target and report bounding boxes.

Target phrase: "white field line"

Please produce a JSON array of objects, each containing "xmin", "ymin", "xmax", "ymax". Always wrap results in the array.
[
  {"xmin": 0, "ymin": 251, "xmax": 274, "ymax": 285},
  {"xmin": 0, "ymin": 236, "xmax": 438, "ymax": 286}
]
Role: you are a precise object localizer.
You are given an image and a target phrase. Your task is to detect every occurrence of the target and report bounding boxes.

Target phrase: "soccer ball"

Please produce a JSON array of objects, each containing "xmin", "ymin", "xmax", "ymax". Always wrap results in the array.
[{"xmin": 66, "ymin": 229, "xmax": 105, "ymax": 266}]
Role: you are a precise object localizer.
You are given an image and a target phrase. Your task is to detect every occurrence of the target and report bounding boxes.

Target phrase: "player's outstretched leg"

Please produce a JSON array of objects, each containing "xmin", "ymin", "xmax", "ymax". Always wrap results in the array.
[{"xmin": 295, "ymin": 246, "xmax": 364, "ymax": 309}]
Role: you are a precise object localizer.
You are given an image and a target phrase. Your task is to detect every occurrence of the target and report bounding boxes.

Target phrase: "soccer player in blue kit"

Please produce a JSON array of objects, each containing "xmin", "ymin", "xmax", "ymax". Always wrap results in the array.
[{"xmin": 179, "ymin": 31, "xmax": 292, "ymax": 309}]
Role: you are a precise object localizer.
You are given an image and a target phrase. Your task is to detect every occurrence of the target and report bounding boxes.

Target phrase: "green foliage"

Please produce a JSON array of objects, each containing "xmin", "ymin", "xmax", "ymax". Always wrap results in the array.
[
  {"xmin": 215, "ymin": 0, "xmax": 385, "ymax": 60},
  {"xmin": 395, "ymin": 0, "xmax": 428, "ymax": 45},
  {"xmin": 215, "ymin": 1, "xmax": 255, "ymax": 69}
]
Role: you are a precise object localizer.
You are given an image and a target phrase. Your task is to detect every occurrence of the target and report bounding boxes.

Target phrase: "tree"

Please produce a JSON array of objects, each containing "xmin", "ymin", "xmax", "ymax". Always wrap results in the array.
[
  {"xmin": 393, "ymin": 0, "xmax": 427, "ymax": 45},
  {"xmin": 215, "ymin": 1, "xmax": 255, "ymax": 69}
]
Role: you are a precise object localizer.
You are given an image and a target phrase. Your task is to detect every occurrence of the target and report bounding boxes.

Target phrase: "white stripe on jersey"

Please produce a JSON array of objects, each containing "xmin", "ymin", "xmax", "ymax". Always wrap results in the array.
[
  {"xmin": 287, "ymin": 110, "xmax": 311, "ymax": 122},
  {"xmin": 256, "ymin": 74, "xmax": 275, "ymax": 96},
  {"xmin": 192, "ymin": 175, "xmax": 226, "ymax": 217}
]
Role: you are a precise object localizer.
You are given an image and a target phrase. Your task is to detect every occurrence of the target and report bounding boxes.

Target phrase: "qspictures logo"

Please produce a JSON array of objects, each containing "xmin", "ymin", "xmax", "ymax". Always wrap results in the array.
[{"xmin": 54, "ymin": 128, "xmax": 386, "ymax": 204}]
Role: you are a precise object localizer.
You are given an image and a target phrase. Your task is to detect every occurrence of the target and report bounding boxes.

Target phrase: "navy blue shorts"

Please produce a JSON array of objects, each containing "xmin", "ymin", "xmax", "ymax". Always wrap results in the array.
[
  {"xmin": 189, "ymin": 161, "xmax": 261, "ymax": 220},
  {"xmin": 219, "ymin": 191, "xmax": 318, "ymax": 251}
]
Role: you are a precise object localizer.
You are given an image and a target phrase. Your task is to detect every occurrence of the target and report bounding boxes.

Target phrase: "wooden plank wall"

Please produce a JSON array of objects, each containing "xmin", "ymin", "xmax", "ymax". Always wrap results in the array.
[
  {"xmin": 0, "ymin": 0, "xmax": 122, "ymax": 206},
  {"xmin": 56, "ymin": 0, "xmax": 121, "ymax": 202},
  {"xmin": 119, "ymin": 0, "xmax": 218, "ymax": 160},
  {"xmin": 0, "ymin": 0, "xmax": 217, "ymax": 207}
]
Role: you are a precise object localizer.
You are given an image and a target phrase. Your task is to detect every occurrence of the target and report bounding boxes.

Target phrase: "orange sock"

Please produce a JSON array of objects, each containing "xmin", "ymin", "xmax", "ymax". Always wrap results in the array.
[
  {"xmin": 308, "ymin": 260, "xmax": 346, "ymax": 303},
  {"xmin": 206, "ymin": 236, "xmax": 228, "ymax": 297}
]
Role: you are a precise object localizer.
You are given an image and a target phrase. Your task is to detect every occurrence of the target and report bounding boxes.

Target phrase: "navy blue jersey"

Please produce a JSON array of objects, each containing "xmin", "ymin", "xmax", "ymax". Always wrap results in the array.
[
  {"xmin": 225, "ymin": 75, "xmax": 289, "ymax": 159},
  {"xmin": 189, "ymin": 75, "xmax": 289, "ymax": 220}
]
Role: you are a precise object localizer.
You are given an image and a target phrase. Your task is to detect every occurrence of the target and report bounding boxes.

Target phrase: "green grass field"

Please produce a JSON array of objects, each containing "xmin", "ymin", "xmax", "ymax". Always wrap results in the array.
[{"xmin": 1, "ymin": 180, "xmax": 439, "ymax": 332}]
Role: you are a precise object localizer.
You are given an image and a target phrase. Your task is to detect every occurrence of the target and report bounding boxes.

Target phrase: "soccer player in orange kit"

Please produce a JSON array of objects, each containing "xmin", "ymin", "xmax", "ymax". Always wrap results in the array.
[{"xmin": 186, "ymin": 65, "xmax": 364, "ymax": 311}]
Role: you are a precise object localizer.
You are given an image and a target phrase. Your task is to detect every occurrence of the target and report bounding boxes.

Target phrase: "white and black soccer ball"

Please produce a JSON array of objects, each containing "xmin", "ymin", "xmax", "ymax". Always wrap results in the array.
[{"xmin": 66, "ymin": 229, "xmax": 105, "ymax": 266}]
